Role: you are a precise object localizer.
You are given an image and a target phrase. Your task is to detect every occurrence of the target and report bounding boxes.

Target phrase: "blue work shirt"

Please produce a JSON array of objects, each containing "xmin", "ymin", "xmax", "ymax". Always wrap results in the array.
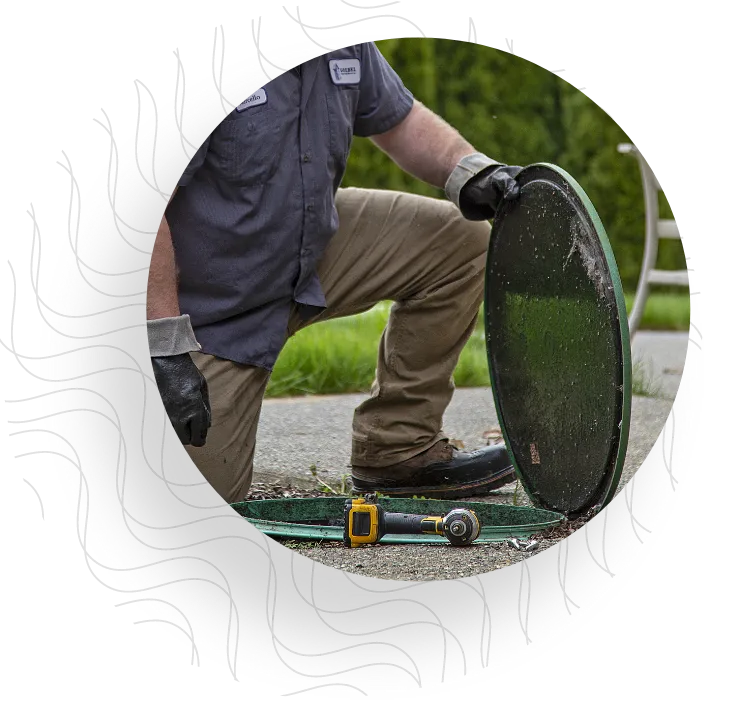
[{"xmin": 166, "ymin": 43, "xmax": 414, "ymax": 370}]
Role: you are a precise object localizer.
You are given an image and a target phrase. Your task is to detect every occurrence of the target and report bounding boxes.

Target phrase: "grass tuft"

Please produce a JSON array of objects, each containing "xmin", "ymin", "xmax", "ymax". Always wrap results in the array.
[{"xmin": 631, "ymin": 357, "xmax": 664, "ymax": 398}]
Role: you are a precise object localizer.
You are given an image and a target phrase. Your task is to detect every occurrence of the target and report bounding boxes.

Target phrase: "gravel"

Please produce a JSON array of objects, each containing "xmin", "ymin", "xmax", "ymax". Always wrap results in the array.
[{"xmin": 287, "ymin": 539, "xmax": 558, "ymax": 580}]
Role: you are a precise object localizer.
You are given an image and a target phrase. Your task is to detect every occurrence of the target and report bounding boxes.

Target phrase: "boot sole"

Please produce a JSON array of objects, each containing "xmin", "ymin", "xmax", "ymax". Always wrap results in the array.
[{"xmin": 350, "ymin": 465, "xmax": 517, "ymax": 499}]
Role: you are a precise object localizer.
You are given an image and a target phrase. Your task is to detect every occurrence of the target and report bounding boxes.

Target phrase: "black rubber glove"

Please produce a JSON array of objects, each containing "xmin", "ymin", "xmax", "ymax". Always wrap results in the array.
[
  {"xmin": 151, "ymin": 353, "xmax": 211, "ymax": 447},
  {"xmin": 459, "ymin": 165, "xmax": 523, "ymax": 220}
]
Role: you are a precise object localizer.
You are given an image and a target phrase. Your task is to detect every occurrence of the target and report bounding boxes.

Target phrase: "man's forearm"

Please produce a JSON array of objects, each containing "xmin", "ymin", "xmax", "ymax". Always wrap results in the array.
[
  {"xmin": 370, "ymin": 101, "xmax": 477, "ymax": 189},
  {"xmin": 147, "ymin": 213, "xmax": 181, "ymax": 320}
]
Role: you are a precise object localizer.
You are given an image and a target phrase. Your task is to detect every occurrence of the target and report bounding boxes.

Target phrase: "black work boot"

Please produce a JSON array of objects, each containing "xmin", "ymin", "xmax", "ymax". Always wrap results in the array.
[{"xmin": 350, "ymin": 440, "xmax": 516, "ymax": 499}]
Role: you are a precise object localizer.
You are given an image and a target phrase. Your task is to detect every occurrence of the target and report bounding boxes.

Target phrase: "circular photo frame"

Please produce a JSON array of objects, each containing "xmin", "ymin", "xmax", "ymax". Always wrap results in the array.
[{"xmin": 47, "ymin": 42, "xmax": 695, "ymax": 692}]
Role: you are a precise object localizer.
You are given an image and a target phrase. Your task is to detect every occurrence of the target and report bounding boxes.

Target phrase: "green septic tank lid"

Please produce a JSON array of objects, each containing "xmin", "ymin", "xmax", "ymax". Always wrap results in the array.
[
  {"xmin": 231, "ymin": 497, "xmax": 565, "ymax": 543},
  {"xmin": 485, "ymin": 163, "xmax": 632, "ymax": 517}
]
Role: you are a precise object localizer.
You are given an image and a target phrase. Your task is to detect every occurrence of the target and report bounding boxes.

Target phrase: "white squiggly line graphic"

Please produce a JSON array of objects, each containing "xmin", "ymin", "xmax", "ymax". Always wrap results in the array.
[
  {"xmin": 557, "ymin": 538, "xmax": 580, "ymax": 615},
  {"xmin": 44, "ymin": 349, "xmax": 418, "ymax": 678},
  {"xmin": 624, "ymin": 476, "xmax": 652, "ymax": 544},
  {"xmin": 584, "ymin": 526, "xmax": 614, "ymax": 576},
  {"xmin": 28, "ymin": 33, "xmax": 701, "ymax": 693},
  {"xmin": 41, "ymin": 387, "xmax": 244, "ymax": 676},
  {"xmin": 299, "ymin": 555, "xmax": 468, "ymax": 682},
  {"xmin": 173, "ymin": 49, "xmax": 196, "ymax": 159},
  {"xmin": 343, "ymin": 573, "xmax": 493, "ymax": 669},
  {"xmin": 661, "ymin": 409, "xmax": 679, "ymax": 492},
  {"xmin": 518, "ymin": 560, "xmax": 531, "ymax": 645}
]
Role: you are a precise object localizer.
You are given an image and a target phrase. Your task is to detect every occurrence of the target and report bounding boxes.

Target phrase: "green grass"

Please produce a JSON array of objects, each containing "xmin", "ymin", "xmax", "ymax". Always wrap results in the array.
[
  {"xmin": 266, "ymin": 294, "xmax": 688, "ymax": 398},
  {"xmin": 266, "ymin": 302, "xmax": 490, "ymax": 398},
  {"xmin": 624, "ymin": 292, "xmax": 690, "ymax": 331},
  {"xmin": 266, "ymin": 304, "xmax": 392, "ymax": 397},
  {"xmin": 630, "ymin": 357, "xmax": 664, "ymax": 398}
]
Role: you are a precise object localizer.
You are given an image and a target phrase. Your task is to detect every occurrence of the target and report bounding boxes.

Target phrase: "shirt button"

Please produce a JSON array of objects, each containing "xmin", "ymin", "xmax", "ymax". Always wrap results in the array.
[
  {"xmin": 306, "ymin": 203, "xmax": 314, "ymax": 211},
  {"xmin": 302, "ymin": 153, "xmax": 311, "ymax": 163}
]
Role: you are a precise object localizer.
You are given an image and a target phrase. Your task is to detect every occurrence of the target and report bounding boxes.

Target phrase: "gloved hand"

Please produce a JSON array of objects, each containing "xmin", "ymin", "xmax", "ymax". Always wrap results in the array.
[
  {"xmin": 445, "ymin": 153, "xmax": 523, "ymax": 221},
  {"xmin": 151, "ymin": 353, "xmax": 211, "ymax": 446},
  {"xmin": 148, "ymin": 314, "xmax": 210, "ymax": 447},
  {"xmin": 459, "ymin": 164, "xmax": 522, "ymax": 220}
]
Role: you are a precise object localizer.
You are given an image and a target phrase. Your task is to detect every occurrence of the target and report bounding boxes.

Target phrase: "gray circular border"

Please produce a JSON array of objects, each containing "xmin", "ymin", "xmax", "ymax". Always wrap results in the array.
[{"xmin": 47, "ymin": 42, "xmax": 696, "ymax": 692}]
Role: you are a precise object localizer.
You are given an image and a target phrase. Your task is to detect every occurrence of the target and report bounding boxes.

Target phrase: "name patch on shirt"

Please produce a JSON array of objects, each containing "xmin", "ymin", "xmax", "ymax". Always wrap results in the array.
[
  {"xmin": 329, "ymin": 59, "xmax": 361, "ymax": 85},
  {"xmin": 236, "ymin": 89, "xmax": 267, "ymax": 112}
]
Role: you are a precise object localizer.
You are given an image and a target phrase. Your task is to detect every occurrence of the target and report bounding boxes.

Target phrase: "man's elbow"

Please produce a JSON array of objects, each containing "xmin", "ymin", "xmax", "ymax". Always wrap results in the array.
[{"xmin": 370, "ymin": 100, "xmax": 423, "ymax": 152}]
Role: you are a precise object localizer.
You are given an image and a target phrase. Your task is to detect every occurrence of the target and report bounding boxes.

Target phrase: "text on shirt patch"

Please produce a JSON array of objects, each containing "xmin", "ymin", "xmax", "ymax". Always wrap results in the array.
[
  {"xmin": 329, "ymin": 59, "xmax": 361, "ymax": 85},
  {"xmin": 236, "ymin": 88, "xmax": 268, "ymax": 112}
]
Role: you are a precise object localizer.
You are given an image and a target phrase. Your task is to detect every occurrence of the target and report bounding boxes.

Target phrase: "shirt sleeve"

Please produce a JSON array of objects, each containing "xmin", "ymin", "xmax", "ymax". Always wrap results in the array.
[
  {"xmin": 353, "ymin": 43, "xmax": 414, "ymax": 137},
  {"xmin": 177, "ymin": 137, "xmax": 211, "ymax": 186}
]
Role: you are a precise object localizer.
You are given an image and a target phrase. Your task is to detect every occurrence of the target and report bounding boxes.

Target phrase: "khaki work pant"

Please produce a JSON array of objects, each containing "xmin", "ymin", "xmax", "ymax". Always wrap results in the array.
[{"xmin": 186, "ymin": 187, "xmax": 491, "ymax": 503}]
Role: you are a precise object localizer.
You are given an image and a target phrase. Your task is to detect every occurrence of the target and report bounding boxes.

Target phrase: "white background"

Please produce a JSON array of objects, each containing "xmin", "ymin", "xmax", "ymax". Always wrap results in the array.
[{"xmin": 0, "ymin": 704, "xmax": 730, "ymax": 727}]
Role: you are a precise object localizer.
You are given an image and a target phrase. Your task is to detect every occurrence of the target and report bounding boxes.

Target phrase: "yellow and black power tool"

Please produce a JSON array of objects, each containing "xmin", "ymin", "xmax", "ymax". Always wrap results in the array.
[{"xmin": 343, "ymin": 495, "xmax": 481, "ymax": 548}]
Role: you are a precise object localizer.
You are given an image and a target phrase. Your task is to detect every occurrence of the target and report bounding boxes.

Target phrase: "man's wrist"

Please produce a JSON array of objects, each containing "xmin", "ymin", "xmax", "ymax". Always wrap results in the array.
[
  {"xmin": 147, "ymin": 314, "xmax": 201, "ymax": 357},
  {"xmin": 445, "ymin": 152, "xmax": 501, "ymax": 208}
]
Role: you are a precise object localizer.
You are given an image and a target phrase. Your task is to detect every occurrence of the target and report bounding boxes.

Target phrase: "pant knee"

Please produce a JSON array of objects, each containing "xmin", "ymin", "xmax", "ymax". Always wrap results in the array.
[{"xmin": 457, "ymin": 216, "xmax": 492, "ymax": 262}]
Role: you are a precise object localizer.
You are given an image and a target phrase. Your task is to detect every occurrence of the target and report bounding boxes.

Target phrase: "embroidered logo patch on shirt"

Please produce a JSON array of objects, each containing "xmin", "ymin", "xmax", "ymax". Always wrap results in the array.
[
  {"xmin": 329, "ymin": 59, "xmax": 361, "ymax": 85},
  {"xmin": 236, "ymin": 89, "xmax": 267, "ymax": 112}
]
